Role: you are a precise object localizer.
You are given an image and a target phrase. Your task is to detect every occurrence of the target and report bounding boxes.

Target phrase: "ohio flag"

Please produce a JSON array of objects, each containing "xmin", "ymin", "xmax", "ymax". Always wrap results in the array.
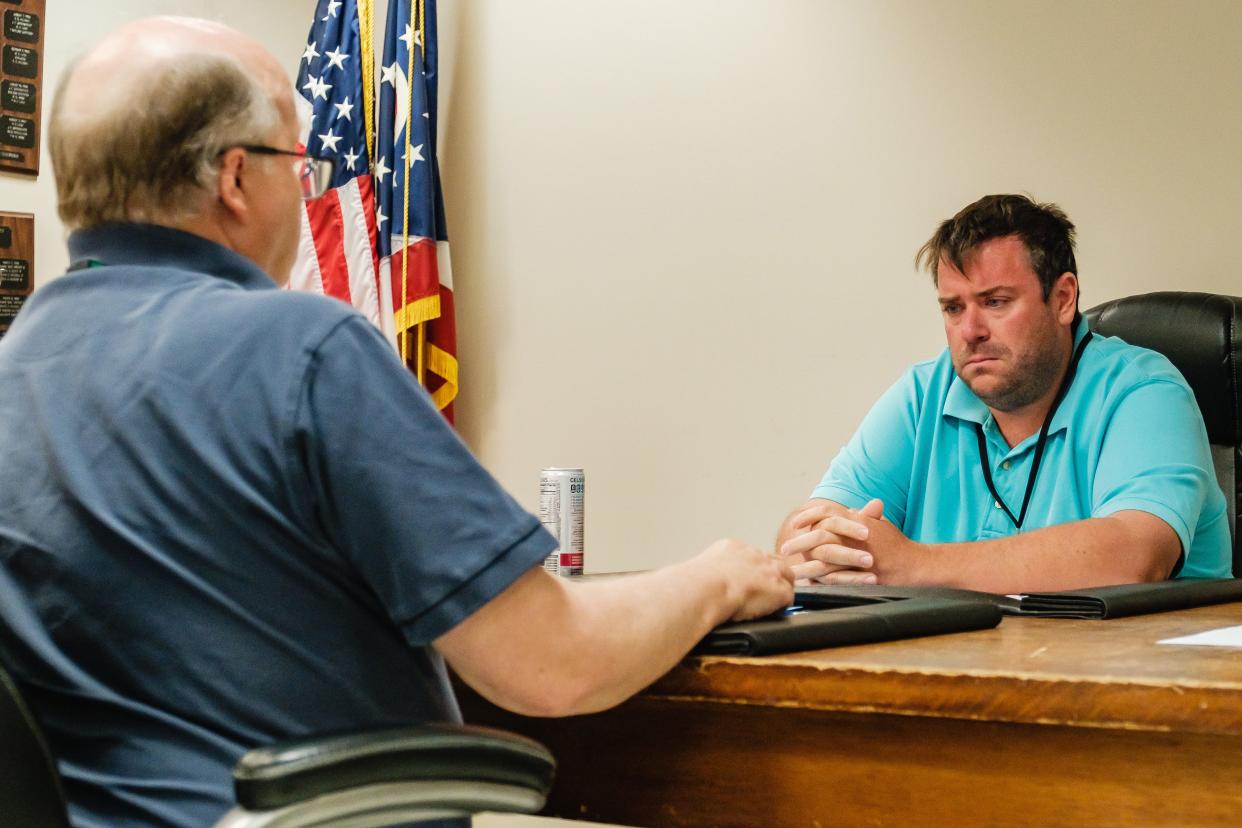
[{"xmin": 377, "ymin": 0, "xmax": 458, "ymax": 420}]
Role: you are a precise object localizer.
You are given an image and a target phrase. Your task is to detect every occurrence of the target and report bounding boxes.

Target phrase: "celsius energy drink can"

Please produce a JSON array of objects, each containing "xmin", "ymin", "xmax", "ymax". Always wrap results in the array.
[{"xmin": 539, "ymin": 467, "xmax": 585, "ymax": 576}]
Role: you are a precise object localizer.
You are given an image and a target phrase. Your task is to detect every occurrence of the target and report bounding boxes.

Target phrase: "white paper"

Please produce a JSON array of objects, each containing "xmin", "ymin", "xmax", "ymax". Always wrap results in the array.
[{"xmin": 1158, "ymin": 625, "xmax": 1242, "ymax": 648}]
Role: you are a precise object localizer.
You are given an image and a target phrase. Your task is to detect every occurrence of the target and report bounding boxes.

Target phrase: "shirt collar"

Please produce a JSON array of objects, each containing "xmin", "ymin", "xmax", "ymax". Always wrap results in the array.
[
  {"xmin": 943, "ymin": 315, "xmax": 1092, "ymax": 437},
  {"xmin": 66, "ymin": 223, "xmax": 277, "ymax": 292}
]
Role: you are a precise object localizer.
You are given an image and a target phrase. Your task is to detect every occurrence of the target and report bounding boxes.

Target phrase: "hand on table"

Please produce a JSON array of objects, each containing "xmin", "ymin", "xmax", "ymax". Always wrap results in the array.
[{"xmin": 697, "ymin": 538, "xmax": 796, "ymax": 621}]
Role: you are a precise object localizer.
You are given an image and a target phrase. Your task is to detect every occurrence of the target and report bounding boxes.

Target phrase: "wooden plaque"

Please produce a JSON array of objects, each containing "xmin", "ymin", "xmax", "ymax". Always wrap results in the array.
[
  {"xmin": 0, "ymin": 210, "xmax": 33, "ymax": 339},
  {"xmin": 0, "ymin": 0, "xmax": 42, "ymax": 176}
]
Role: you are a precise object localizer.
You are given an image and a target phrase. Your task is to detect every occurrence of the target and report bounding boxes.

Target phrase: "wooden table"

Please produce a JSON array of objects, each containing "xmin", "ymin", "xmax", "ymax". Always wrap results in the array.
[{"xmin": 458, "ymin": 602, "xmax": 1242, "ymax": 827}]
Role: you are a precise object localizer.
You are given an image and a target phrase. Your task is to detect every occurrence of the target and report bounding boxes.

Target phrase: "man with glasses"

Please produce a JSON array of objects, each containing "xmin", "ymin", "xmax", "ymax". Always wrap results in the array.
[
  {"xmin": 233, "ymin": 144, "xmax": 336, "ymax": 201},
  {"xmin": 775, "ymin": 195, "xmax": 1230, "ymax": 593},
  {"xmin": 0, "ymin": 17, "xmax": 793, "ymax": 828}
]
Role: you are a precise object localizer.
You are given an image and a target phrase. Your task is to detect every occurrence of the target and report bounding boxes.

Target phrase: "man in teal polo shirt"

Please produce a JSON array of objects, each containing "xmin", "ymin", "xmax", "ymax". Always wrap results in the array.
[{"xmin": 776, "ymin": 194, "xmax": 1231, "ymax": 592}]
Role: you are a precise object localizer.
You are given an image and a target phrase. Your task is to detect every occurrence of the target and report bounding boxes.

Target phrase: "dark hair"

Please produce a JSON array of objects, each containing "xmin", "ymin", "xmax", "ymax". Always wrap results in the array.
[{"xmin": 915, "ymin": 194, "xmax": 1077, "ymax": 300}]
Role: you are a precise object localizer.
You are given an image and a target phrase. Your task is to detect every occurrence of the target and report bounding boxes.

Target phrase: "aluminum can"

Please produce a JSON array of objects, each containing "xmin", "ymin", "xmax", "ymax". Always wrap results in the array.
[{"xmin": 539, "ymin": 467, "xmax": 585, "ymax": 577}]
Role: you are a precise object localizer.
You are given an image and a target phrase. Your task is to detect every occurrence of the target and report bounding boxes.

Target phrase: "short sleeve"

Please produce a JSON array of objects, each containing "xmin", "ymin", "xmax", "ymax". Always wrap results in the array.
[
  {"xmin": 294, "ymin": 317, "xmax": 556, "ymax": 645},
  {"xmin": 812, "ymin": 370, "xmax": 919, "ymax": 529},
  {"xmin": 1091, "ymin": 379, "xmax": 1217, "ymax": 559}
]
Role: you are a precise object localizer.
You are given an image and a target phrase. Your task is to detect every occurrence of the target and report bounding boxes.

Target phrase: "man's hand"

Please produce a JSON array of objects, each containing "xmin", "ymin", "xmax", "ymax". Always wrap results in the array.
[
  {"xmin": 694, "ymin": 538, "xmax": 796, "ymax": 621},
  {"xmin": 779, "ymin": 498, "xmax": 885, "ymax": 585}
]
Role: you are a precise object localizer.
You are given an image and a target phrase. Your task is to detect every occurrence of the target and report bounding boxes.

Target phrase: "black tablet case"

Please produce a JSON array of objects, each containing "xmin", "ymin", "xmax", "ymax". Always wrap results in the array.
[
  {"xmin": 1004, "ymin": 578, "xmax": 1242, "ymax": 619},
  {"xmin": 772, "ymin": 580, "xmax": 1242, "ymax": 622},
  {"xmin": 692, "ymin": 587, "xmax": 1002, "ymax": 656}
]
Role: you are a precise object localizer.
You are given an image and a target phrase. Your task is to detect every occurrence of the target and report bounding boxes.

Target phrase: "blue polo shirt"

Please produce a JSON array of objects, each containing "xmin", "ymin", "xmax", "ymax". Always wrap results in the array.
[
  {"xmin": 0, "ymin": 224, "xmax": 556, "ymax": 828},
  {"xmin": 813, "ymin": 318, "xmax": 1231, "ymax": 579}
]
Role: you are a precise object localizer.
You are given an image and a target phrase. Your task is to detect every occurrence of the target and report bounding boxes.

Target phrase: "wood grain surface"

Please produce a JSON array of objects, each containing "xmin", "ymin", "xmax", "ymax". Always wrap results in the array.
[{"xmin": 459, "ymin": 603, "xmax": 1242, "ymax": 827}]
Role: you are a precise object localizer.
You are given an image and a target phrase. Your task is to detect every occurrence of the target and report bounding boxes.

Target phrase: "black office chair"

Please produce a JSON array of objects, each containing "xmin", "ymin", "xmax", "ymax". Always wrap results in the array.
[
  {"xmin": 1, "ymin": 660, "xmax": 554, "ymax": 828},
  {"xmin": 1085, "ymin": 291, "xmax": 1241, "ymax": 576}
]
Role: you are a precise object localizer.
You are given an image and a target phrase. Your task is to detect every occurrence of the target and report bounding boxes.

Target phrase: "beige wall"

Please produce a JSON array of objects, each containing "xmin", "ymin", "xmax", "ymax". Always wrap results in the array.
[
  {"xmin": 19, "ymin": 1, "xmax": 1239, "ymax": 568},
  {"xmin": 11, "ymin": 2, "xmax": 1241, "ymax": 826},
  {"xmin": 437, "ymin": 0, "xmax": 1242, "ymax": 579}
]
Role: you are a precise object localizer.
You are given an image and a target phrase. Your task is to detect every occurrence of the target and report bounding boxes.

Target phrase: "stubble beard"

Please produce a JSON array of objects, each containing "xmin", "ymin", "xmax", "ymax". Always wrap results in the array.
[{"xmin": 958, "ymin": 324, "xmax": 1066, "ymax": 413}]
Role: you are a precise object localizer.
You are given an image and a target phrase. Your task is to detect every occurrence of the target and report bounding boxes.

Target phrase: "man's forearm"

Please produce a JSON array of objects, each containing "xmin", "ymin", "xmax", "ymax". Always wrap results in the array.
[
  {"xmin": 548, "ymin": 560, "xmax": 749, "ymax": 711},
  {"xmin": 890, "ymin": 512, "xmax": 1180, "ymax": 593},
  {"xmin": 439, "ymin": 543, "xmax": 792, "ymax": 718}
]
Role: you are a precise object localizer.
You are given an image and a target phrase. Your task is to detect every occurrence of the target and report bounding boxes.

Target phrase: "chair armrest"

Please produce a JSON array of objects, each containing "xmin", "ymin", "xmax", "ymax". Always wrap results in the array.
[{"xmin": 216, "ymin": 722, "xmax": 555, "ymax": 828}]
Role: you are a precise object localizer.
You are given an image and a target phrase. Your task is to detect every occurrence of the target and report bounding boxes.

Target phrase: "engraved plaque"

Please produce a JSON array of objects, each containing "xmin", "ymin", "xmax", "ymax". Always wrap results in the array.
[
  {"xmin": 1, "ymin": 79, "xmax": 31, "ymax": 112},
  {"xmin": 0, "ymin": 0, "xmax": 42, "ymax": 176},
  {"xmin": 1, "ymin": 112, "xmax": 31, "ymax": 147},
  {"xmin": 0, "ymin": 211, "xmax": 32, "ymax": 335},
  {"xmin": 0, "ymin": 292, "xmax": 25, "ymax": 325},
  {"xmin": 3, "ymin": 10, "xmax": 37, "ymax": 43},
  {"xmin": 2, "ymin": 44, "xmax": 34, "ymax": 78},
  {"xmin": 0, "ymin": 257, "xmax": 27, "ymax": 289}
]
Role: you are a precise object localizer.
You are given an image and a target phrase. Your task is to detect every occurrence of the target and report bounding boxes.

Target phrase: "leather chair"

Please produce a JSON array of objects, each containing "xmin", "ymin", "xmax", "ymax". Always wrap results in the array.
[
  {"xmin": 1, "ymin": 660, "xmax": 554, "ymax": 828},
  {"xmin": 1085, "ymin": 291, "xmax": 1241, "ymax": 576}
]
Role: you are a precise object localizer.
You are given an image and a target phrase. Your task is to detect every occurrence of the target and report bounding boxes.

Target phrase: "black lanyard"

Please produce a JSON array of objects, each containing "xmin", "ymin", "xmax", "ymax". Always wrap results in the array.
[{"xmin": 974, "ymin": 331, "xmax": 1092, "ymax": 529}]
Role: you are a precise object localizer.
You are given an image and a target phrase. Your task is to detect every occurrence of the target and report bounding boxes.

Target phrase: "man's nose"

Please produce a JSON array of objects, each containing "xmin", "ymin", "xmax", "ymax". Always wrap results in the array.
[{"xmin": 959, "ymin": 304, "xmax": 989, "ymax": 341}]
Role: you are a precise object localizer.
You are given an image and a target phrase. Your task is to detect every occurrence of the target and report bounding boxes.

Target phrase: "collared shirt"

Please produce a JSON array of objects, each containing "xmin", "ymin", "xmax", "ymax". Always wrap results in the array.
[
  {"xmin": 813, "ymin": 317, "xmax": 1231, "ymax": 579},
  {"xmin": 0, "ymin": 223, "xmax": 555, "ymax": 828}
]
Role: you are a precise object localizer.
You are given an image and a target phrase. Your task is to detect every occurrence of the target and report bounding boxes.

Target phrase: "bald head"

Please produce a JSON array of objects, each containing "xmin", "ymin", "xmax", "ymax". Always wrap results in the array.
[
  {"xmin": 50, "ymin": 16, "xmax": 295, "ymax": 231},
  {"xmin": 62, "ymin": 17, "xmax": 291, "ymax": 131}
]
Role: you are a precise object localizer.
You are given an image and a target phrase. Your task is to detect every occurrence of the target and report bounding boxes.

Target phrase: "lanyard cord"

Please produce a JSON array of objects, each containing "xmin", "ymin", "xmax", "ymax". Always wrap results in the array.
[{"xmin": 974, "ymin": 330, "xmax": 1093, "ymax": 529}]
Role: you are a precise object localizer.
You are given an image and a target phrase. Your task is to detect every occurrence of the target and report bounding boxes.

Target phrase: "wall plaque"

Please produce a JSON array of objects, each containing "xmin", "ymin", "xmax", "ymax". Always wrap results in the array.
[
  {"xmin": 4, "ymin": 10, "xmax": 39, "ymax": 43},
  {"xmin": 0, "ymin": 0, "xmax": 40, "ymax": 176},
  {"xmin": 2, "ymin": 79, "xmax": 33, "ymax": 112},
  {"xmin": 0, "ymin": 211, "xmax": 32, "ymax": 339}
]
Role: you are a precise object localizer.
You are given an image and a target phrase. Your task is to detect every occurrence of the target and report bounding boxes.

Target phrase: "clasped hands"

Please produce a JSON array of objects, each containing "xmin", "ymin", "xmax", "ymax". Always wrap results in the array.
[{"xmin": 779, "ymin": 498, "xmax": 915, "ymax": 585}]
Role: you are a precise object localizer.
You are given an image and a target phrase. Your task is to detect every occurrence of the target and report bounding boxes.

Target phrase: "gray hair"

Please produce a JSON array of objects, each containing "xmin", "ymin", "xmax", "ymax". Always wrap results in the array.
[{"xmin": 50, "ymin": 51, "xmax": 281, "ymax": 230}]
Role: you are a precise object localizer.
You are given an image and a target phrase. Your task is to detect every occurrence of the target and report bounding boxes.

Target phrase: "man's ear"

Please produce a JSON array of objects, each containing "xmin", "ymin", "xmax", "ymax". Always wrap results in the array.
[
  {"xmin": 1052, "ymin": 272, "xmax": 1078, "ymax": 326},
  {"xmin": 214, "ymin": 147, "xmax": 250, "ymax": 220}
]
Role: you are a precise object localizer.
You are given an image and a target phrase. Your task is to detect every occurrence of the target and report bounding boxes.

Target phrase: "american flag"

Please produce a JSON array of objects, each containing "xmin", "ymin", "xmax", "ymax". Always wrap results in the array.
[
  {"xmin": 291, "ymin": 0, "xmax": 391, "ymax": 344},
  {"xmin": 377, "ymin": 0, "xmax": 458, "ymax": 420}
]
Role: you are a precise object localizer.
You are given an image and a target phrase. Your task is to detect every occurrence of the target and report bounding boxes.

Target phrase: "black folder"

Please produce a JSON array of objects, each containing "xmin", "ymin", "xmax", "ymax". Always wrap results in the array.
[
  {"xmin": 1003, "ymin": 578, "xmax": 1242, "ymax": 619},
  {"xmin": 691, "ymin": 587, "xmax": 1002, "ymax": 656},
  {"xmin": 771, "ymin": 580, "xmax": 1242, "ymax": 621}
]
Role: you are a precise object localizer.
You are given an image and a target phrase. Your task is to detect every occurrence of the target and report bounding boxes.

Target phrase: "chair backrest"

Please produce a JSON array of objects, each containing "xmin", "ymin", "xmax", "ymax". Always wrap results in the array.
[
  {"xmin": 0, "ymin": 661, "xmax": 71, "ymax": 827},
  {"xmin": 1085, "ymin": 291, "xmax": 1241, "ymax": 576}
]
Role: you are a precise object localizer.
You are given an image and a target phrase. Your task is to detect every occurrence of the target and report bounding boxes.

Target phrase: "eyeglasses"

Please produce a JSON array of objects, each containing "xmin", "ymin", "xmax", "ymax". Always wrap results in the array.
[{"xmin": 228, "ymin": 145, "xmax": 335, "ymax": 200}]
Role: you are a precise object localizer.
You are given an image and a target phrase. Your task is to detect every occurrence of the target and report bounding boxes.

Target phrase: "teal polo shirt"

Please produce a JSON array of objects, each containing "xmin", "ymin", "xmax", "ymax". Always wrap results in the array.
[{"xmin": 813, "ymin": 318, "xmax": 1231, "ymax": 579}]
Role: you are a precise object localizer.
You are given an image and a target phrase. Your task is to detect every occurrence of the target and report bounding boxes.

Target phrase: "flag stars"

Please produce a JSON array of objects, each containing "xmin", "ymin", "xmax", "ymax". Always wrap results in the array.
[
  {"xmin": 399, "ymin": 24, "xmax": 422, "ymax": 52},
  {"xmin": 302, "ymin": 74, "xmax": 331, "ymax": 101},
  {"xmin": 301, "ymin": 41, "xmax": 320, "ymax": 64},
  {"xmin": 321, "ymin": 0, "xmax": 342, "ymax": 23},
  {"xmin": 401, "ymin": 143, "xmax": 425, "ymax": 167},
  {"xmin": 376, "ymin": 207, "xmax": 388, "ymax": 228},
  {"xmin": 318, "ymin": 129, "xmax": 342, "ymax": 153},
  {"xmin": 342, "ymin": 147, "xmax": 360, "ymax": 171},
  {"xmin": 333, "ymin": 96, "xmax": 355, "ymax": 122},
  {"xmin": 381, "ymin": 62, "xmax": 399, "ymax": 86},
  {"xmin": 323, "ymin": 46, "xmax": 349, "ymax": 71},
  {"xmin": 373, "ymin": 156, "xmax": 392, "ymax": 183}
]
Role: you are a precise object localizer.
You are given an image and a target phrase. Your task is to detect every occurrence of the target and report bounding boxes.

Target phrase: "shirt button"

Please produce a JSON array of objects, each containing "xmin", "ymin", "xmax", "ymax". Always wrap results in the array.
[
  {"xmin": 1002, "ymin": 461, "xmax": 1011, "ymax": 470},
  {"xmin": 994, "ymin": 501, "xmax": 1002, "ymax": 509}
]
